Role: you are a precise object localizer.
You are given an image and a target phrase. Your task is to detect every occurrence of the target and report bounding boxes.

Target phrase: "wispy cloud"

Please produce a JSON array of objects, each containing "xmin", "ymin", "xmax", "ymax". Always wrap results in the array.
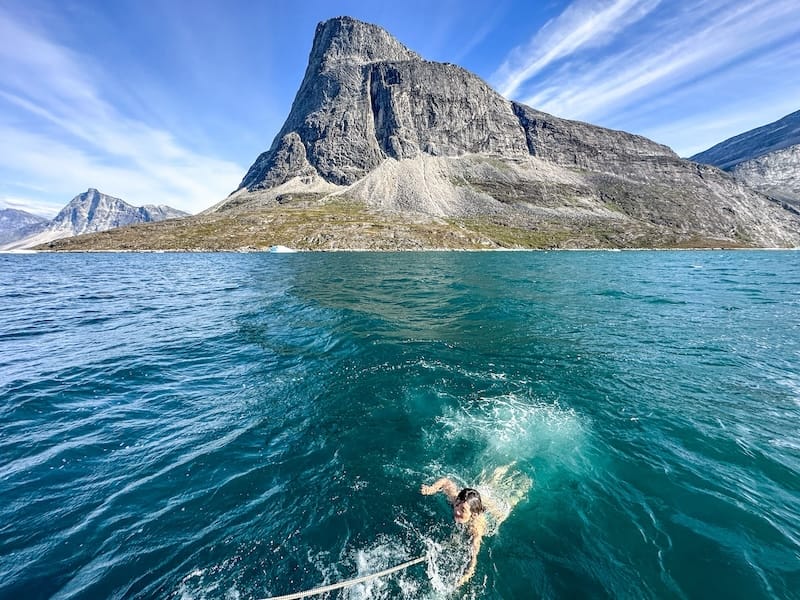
[
  {"xmin": 491, "ymin": 0, "xmax": 800, "ymax": 156},
  {"xmin": 0, "ymin": 123, "xmax": 243, "ymax": 214},
  {"xmin": 640, "ymin": 95, "xmax": 800, "ymax": 158},
  {"xmin": 0, "ymin": 8, "xmax": 244, "ymax": 214},
  {"xmin": 520, "ymin": 0, "xmax": 800, "ymax": 121},
  {"xmin": 491, "ymin": 0, "xmax": 661, "ymax": 98},
  {"xmin": 449, "ymin": 1, "xmax": 509, "ymax": 65}
]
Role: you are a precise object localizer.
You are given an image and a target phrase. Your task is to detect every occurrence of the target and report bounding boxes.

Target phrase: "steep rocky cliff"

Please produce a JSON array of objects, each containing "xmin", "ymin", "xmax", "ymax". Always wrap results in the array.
[
  {"xmin": 209, "ymin": 16, "xmax": 800, "ymax": 248},
  {"xmin": 691, "ymin": 110, "xmax": 800, "ymax": 209},
  {"xmin": 731, "ymin": 145, "xmax": 800, "ymax": 208},
  {"xmin": 239, "ymin": 17, "xmax": 422, "ymax": 190}
]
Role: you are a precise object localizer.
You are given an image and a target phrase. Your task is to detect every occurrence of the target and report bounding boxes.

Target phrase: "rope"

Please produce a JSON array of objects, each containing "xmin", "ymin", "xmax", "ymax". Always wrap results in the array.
[{"xmin": 259, "ymin": 555, "xmax": 427, "ymax": 600}]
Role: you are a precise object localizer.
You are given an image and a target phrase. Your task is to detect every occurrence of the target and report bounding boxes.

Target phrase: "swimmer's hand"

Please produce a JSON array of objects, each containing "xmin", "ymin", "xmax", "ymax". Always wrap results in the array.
[{"xmin": 420, "ymin": 484, "xmax": 435, "ymax": 495}]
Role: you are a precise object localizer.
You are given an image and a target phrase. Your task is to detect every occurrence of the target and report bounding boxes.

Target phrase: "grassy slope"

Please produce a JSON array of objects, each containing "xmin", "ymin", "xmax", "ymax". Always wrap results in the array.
[{"xmin": 37, "ymin": 198, "xmax": 751, "ymax": 252}]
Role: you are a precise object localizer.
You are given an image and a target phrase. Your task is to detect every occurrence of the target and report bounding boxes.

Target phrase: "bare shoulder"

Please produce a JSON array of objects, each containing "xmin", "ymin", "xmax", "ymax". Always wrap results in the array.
[{"xmin": 482, "ymin": 496, "xmax": 505, "ymax": 521}]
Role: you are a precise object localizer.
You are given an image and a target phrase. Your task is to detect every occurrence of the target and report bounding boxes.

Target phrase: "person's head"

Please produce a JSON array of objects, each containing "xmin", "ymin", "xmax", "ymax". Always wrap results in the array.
[{"xmin": 453, "ymin": 488, "xmax": 484, "ymax": 524}]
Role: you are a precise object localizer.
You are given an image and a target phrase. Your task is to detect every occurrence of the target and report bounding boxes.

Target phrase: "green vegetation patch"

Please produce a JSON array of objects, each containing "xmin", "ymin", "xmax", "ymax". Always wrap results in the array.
[{"xmin": 37, "ymin": 195, "xmax": 758, "ymax": 252}]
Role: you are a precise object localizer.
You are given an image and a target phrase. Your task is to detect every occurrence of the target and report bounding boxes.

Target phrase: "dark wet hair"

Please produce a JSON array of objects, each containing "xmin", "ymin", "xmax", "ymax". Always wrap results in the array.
[{"xmin": 455, "ymin": 488, "xmax": 484, "ymax": 514}]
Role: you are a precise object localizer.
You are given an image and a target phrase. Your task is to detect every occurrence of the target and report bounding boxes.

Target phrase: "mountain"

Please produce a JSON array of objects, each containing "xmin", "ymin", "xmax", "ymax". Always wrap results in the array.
[
  {"xmin": 691, "ymin": 110, "xmax": 800, "ymax": 209},
  {"xmin": 690, "ymin": 110, "xmax": 800, "ymax": 170},
  {"xmin": 44, "ymin": 17, "xmax": 800, "ymax": 251},
  {"xmin": 212, "ymin": 16, "xmax": 799, "ymax": 248},
  {"xmin": 3, "ymin": 189, "xmax": 188, "ymax": 250},
  {"xmin": 0, "ymin": 208, "xmax": 49, "ymax": 246}
]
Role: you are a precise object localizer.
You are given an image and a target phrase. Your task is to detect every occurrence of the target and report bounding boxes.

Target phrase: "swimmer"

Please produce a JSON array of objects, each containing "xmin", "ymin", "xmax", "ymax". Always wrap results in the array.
[
  {"xmin": 421, "ymin": 465, "xmax": 531, "ymax": 587},
  {"xmin": 421, "ymin": 478, "xmax": 486, "ymax": 587}
]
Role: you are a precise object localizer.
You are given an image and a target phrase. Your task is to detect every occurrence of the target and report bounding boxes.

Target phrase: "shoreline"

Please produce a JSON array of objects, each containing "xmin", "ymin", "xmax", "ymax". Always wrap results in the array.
[{"xmin": 4, "ymin": 246, "xmax": 798, "ymax": 255}]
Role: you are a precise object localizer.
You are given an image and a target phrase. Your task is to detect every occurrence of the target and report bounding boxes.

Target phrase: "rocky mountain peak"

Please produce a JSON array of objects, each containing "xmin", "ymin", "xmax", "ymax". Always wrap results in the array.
[
  {"xmin": 308, "ymin": 16, "xmax": 420, "ymax": 72},
  {"xmin": 1, "ymin": 189, "xmax": 189, "ymax": 250},
  {"xmin": 0, "ymin": 208, "xmax": 49, "ymax": 246},
  {"xmin": 54, "ymin": 188, "xmax": 126, "ymax": 229},
  {"xmin": 236, "ymin": 16, "xmax": 531, "ymax": 193},
  {"xmin": 221, "ymin": 17, "xmax": 800, "ymax": 248},
  {"xmin": 691, "ymin": 110, "xmax": 800, "ymax": 208}
]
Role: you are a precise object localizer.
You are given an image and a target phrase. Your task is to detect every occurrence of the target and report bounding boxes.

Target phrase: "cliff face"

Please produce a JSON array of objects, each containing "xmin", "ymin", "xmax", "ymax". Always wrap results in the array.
[
  {"xmin": 48, "ymin": 188, "xmax": 186, "ymax": 236},
  {"xmin": 239, "ymin": 18, "xmax": 421, "ymax": 190},
  {"xmin": 691, "ymin": 111, "xmax": 800, "ymax": 209},
  {"xmin": 369, "ymin": 61, "xmax": 529, "ymax": 160},
  {"xmin": 731, "ymin": 145, "xmax": 800, "ymax": 208},
  {"xmin": 3, "ymin": 189, "xmax": 188, "ymax": 250}
]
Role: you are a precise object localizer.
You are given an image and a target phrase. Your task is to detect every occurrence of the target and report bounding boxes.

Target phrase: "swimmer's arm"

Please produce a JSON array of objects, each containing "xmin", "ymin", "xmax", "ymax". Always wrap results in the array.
[
  {"xmin": 420, "ymin": 478, "xmax": 459, "ymax": 502},
  {"xmin": 457, "ymin": 519, "xmax": 485, "ymax": 587}
]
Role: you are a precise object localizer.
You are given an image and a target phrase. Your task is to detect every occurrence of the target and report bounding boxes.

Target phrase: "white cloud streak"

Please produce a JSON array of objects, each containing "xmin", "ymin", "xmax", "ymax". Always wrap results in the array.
[
  {"xmin": 489, "ymin": 0, "xmax": 800, "ymax": 155},
  {"xmin": 520, "ymin": 0, "xmax": 800, "ymax": 122},
  {"xmin": 492, "ymin": 0, "xmax": 661, "ymax": 98},
  {"xmin": 0, "ymin": 9, "xmax": 244, "ymax": 215}
]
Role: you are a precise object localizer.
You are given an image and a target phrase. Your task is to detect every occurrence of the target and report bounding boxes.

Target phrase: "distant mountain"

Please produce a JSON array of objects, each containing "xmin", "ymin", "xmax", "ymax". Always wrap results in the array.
[
  {"xmin": 691, "ymin": 110, "xmax": 800, "ymax": 170},
  {"xmin": 0, "ymin": 208, "xmax": 49, "ymax": 245},
  {"xmin": 691, "ymin": 110, "xmax": 800, "ymax": 208},
  {"xmin": 1, "ymin": 189, "xmax": 189, "ymax": 250}
]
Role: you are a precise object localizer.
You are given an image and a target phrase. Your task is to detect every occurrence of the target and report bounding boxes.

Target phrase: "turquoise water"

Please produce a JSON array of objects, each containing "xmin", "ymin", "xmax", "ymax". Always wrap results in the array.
[{"xmin": 1, "ymin": 251, "xmax": 799, "ymax": 599}]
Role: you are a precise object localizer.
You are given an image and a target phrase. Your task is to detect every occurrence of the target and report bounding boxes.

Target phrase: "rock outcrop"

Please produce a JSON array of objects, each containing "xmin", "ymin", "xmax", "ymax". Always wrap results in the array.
[
  {"xmin": 210, "ymin": 16, "xmax": 800, "ymax": 248},
  {"xmin": 239, "ymin": 17, "xmax": 422, "ymax": 190},
  {"xmin": 730, "ymin": 145, "xmax": 800, "ymax": 209},
  {"xmin": 3, "ymin": 189, "xmax": 188, "ymax": 250},
  {"xmin": 691, "ymin": 110, "xmax": 800, "ymax": 209}
]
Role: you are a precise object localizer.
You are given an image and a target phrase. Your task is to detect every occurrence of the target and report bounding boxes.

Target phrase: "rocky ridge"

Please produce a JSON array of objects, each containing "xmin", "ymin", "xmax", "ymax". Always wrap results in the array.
[
  {"xmin": 212, "ymin": 17, "xmax": 800, "ymax": 248},
  {"xmin": 6, "ymin": 189, "xmax": 188, "ymax": 250},
  {"xmin": 691, "ymin": 110, "xmax": 800, "ymax": 209},
  {"xmin": 691, "ymin": 110, "xmax": 800, "ymax": 170},
  {"xmin": 731, "ymin": 145, "xmax": 800, "ymax": 208}
]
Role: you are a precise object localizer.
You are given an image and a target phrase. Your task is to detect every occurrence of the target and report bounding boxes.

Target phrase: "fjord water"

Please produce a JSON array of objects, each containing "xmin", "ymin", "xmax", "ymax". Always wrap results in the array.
[{"xmin": 1, "ymin": 251, "xmax": 798, "ymax": 600}]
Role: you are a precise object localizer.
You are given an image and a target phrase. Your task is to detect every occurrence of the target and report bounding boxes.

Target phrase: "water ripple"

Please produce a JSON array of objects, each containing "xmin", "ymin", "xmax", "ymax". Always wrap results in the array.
[{"xmin": 1, "ymin": 252, "xmax": 799, "ymax": 599}]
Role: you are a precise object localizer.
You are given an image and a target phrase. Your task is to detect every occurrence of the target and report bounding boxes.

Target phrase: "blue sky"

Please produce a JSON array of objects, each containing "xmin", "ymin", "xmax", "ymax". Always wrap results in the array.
[{"xmin": 1, "ymin": 0, "xmax": 799, "ymax": 216}]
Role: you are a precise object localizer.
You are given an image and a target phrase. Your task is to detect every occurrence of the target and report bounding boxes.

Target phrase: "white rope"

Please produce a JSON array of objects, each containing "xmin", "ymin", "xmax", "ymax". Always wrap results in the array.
[{"xmin": 258, "ymin": 555, "xmax": 427, "ymax": 600}]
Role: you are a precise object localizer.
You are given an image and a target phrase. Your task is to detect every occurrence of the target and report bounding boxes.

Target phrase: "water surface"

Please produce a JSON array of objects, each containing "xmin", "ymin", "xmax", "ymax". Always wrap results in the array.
[{"xmin": 1, "ymin": 251, "xmax": 798, "ymax": 599}]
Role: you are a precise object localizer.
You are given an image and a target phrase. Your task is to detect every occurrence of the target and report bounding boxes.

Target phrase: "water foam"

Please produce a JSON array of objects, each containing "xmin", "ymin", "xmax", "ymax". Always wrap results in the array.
[
  {"xmin": 335, "ymin": 519, "xmax": 481, "ymax": 599},
  {"xmin": 433, "ymin": 392, "xmax": 586, "ymax": 469}
]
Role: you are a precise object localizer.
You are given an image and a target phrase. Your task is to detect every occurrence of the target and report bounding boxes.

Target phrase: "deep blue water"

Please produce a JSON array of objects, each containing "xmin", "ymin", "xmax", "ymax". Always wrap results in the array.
[{"xmin": 1, "ymin": 251, "xmax": 799, "ymax": 600}]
